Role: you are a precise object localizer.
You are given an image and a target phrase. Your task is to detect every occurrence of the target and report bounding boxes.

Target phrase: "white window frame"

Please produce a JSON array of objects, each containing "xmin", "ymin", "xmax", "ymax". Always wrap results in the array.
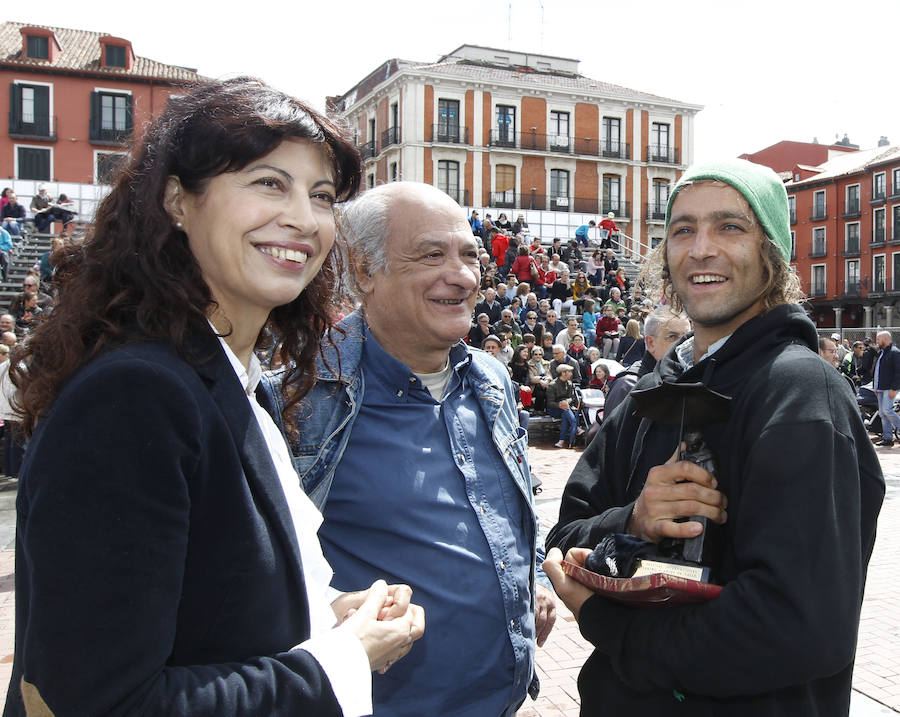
[
  {"xmin": 788, "ymin": 195, "xmax": 796, "ymax": 223},
  {"xmin": 873, "ymin": 253, "xmax": 886, "ymax": 293},
  {"xmin": 874, "ymin": 207, "xmax": 886, "ymax": 243},
  {"xmin": 811, "ymin": 263, "xmax": 826, "ymax": 296},
  {"xmin": 845, "ymin": 222, "xmax": 860, "ymax": 252},
  {"xmin": 892, "ymin": 252, "xmax": 900, "ymax": 292},
  {"xmin": 790, "ymin": 230, "xmax": 796, "ymax": 260},
  {"xmin": 845, "ymin": 258, "xmax": 860, "ymax": 288},
  {"xmin": 812, "ymin": 226, "xmax": 826, "ymax": 255},
  {"xmin": 813, "ymin": 190, "xmax": 826, "ymax": 218},
  {"xmin": 874, "ymin": 172, "xmax": 886, "ymax": 199},
  {"xmin": 845, "ymin": 183, "xmax": 860, "ymax": 214},
  {"xmin": 893, "ymin": 168, "xmax": 900, "ymax": 196},
  {"xmin": 13, "ymin": 143, "xmax": 53, "ymax": 181},
  {"xmin": 93, "ymin": 149, "xmax": 127, "ymax": 184},
  {"xmin": 13, "ymin": 79, "xmax": 54, "ymax": 133}
]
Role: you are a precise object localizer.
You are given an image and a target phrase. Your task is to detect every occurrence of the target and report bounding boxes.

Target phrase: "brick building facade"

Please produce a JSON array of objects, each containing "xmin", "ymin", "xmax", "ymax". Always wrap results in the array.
[{"xmin": 328, "ymin": 45, "xmax": 702, "ymax": 255}]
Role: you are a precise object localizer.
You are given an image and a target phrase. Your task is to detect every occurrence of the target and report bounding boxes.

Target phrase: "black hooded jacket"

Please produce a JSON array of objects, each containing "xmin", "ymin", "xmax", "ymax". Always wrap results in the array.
[{"xmin": 547, "ymin": 304, "xmax": 885, "ymax": 716}]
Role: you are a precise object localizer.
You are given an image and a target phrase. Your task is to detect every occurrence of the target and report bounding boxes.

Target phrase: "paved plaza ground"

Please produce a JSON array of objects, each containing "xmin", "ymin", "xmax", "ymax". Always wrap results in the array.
[{"xmin": 0, "ymin": 443, "xmax": 896, "ymax": 715}]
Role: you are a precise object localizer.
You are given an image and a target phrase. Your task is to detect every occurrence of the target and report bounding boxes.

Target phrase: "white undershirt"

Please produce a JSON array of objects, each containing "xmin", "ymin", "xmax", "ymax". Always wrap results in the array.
[{"xmin": 215, "ymin": 334, "xmax": 372, "ymax": 716}]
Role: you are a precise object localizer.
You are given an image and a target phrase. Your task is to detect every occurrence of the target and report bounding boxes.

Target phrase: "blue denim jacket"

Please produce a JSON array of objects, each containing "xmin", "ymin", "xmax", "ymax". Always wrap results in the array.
[{"xmin": 260, "ymin": 311, "xmax": 544, "ymax": 702}]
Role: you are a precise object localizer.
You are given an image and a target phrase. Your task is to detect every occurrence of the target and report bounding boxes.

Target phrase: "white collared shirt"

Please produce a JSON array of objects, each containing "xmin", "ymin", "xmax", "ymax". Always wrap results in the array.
[{"xmin": 215, "ymin": 333, "xmax": 372, "ymax": 716}]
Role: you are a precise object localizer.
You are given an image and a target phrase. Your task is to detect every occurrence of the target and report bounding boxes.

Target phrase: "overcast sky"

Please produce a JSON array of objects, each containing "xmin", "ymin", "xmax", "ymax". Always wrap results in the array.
[{"xmin": 21, "ymin": 0, "xmax": 899, "ymax": 163}]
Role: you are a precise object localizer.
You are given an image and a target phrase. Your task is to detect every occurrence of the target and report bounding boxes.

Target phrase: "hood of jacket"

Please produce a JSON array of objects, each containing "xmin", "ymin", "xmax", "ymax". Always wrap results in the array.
[{"xmin": 648, "ymin": 303, "xmax": 819, "ymax": 397}]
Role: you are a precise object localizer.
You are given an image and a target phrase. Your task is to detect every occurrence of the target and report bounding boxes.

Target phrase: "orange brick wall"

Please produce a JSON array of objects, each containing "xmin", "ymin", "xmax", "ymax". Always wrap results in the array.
[
  {"xmin": 574, "ymin": 159, "xmax": 597, "ymax": 204},
  {"xmin": 465, "ymin": 150, "xmax": 473, "ymax": 202},
  {"xmin": 482, "ymin": 152, "xmax": 491, "ymax": 205},
  {"xmin": 465, "ymin": 90, "xmax": 473, "ymax": 146},
  {"xmin": 522, "ymin": 97, "xmax": 546, "ymax": 135},
  {"xmin": 424, "ymin": 84, "xmax": 434, "ymax": 139},
  {"xmin": 424, "ymin": 147, "xmax": 433, "ymax": 185},
  {"xmin": 640, "ymin": 111, "xmax": 649, "ymax": 162},
  {"xmin": 625, "ymin": 109, "xmax": 633, "ymax": 160},
  {"xmin": 0, "ymin": 69, "xmax": 183, "ymax": 183},
  {"xmin": 640, "ymin": 166, "xmax": 648, "ymax": 245},
  {"xmin": 574, "ymin": 103, "xmax": 598, "ymax": 144},
  {"xmin": 522, "ymin": 155, "xmax": 545, "ymax": 198}
]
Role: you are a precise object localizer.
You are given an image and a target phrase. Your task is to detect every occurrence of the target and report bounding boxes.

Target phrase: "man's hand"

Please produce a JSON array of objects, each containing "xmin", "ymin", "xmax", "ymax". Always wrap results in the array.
[
  {"xmin": 626, "ymin": 446, "xmax": 727, "ymax": 543},
  {"xmin": 542, "ymin": 548, "xmax": 594, "ymax": 622},
  {"xmin": 559, "ymin": 399, "xmax": 569, "ymax": 410},
  {"xmin": 534, "ymin": 584, "xmax": 557, "ymax": 647}
]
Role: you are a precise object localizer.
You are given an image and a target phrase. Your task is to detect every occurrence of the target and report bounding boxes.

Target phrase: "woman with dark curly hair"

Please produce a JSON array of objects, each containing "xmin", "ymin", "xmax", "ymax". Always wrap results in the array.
[{"xmin": 5, "ymin": 78, "xmax": 423, "ymax": 717}]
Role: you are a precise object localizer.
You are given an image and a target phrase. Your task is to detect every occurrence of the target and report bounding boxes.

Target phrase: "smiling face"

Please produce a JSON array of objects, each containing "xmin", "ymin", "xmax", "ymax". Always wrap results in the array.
[
  {"xmin": 173, "ymin": 138, "xmax": 336, "ymax": 333},
  {"xmin": 358, "ymin": 186, "xmax": 480, "ymax": 372},
  {"xmin": 666, "ymin": 182, "xmax": 767, "ymax": 346}
]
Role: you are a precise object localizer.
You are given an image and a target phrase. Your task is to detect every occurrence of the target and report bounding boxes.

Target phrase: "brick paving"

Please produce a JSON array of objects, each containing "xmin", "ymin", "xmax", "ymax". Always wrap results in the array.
[{"xmin": 0, "ymin": 443, "xmax": 896, "ymax": 715}]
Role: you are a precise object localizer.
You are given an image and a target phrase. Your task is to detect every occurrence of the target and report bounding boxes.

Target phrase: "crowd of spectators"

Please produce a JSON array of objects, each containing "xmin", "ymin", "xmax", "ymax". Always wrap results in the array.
[{"xmin": 465, "ymin": 212, "xmax": 662, "ymax": 441}]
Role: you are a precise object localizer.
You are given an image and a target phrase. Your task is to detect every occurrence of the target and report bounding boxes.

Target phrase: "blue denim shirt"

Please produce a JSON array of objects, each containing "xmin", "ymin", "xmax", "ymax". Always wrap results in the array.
[{"xmin": 260, "ymin": 312, "xmax": 544, "ymax": 711}]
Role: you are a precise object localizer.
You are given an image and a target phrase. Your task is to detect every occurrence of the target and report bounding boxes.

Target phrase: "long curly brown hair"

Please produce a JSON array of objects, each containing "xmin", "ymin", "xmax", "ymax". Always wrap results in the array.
[{"xmin": 12, "ymin": 77, "xmax": 361, "ymax": 436}]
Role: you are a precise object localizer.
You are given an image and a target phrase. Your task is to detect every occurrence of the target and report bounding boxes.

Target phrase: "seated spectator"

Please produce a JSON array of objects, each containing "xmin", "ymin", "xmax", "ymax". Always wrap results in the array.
[
  {"xmin": 603, "ymin": 286, "xmax": 626, "ymax": 315},
  {"xmin": 537, "ymin": 299, "xmax": 551, "ymax": 322},
  {"xmin": 9, "ymin": 275, "xmax": 53, "ymax": 313},
  {"xmin": 495, "ymin": 213, "xmax": 512, "ymax": 232},
  {"xmin": 545, "ymin": 364, "xmax": 578, "ymax": 448},
  {"xmin": 581, "ymin": 297, "xmax": 597, "ymax": 347},
  {"xmin": 1, "ymin": 331, "xmax": 16, "ymax": 348},
  {"xmin": 468, "ymin": 312, "xmax": 493, "ymax": 349},
  {"xmin": 521, "ymin": 333, "xmax": 537, "ymax": 353},
  {"xmin": 596, "ymin": 304, "xmax": 621, "ymax": 358},
  {"xmin": 0, "ymin": 224, "xmax": 11, "ymax": 282},
  {"xmin": 474, "ymin": 287, "xmax": 503, "ymax": 324},
  {"xmin": 1, "ymin": 192, "xmax": 25, "ymax": 237},
  {"xmin": 586, "ymin": 250, "xmax": 604, "ymax": 286},
  {"xmin": 550, "ymin": 269, "xmax": 575, "ymax": 317},
  {"xmin": 0, "ymin": 314, "xmax": 12, "ymax": 336},
  {"xmin": 571, "ymin": 271, "xmax": 592, "ymax": 302},
  {"xmin": 588, "ymin": 363, "xmax": 611, "ymax": 393},
  {"xmin": 496, "ymin": 330, "xmax": 515, "ymax": 363},
  {"xmin": 495, "ymin": 282, "xmax": 512, "ymax": 307},
  {"xmin": 527, "ymin": 346, "xmax": 552, "ymax": 412},
  {"xmin": 567, "ymin": 333, "xmax": 591, "ymax": 384},
  {"xmin": 520, "ymin": 310, "xmax": 544, "ymax": 345},
  {"xmin": 543, "ymin": 309, "xmax": 566, "ymax": 339},
  {"xmin": 493, "ymin": 307, "xmax": 522, "ymax": 340},
  {"xmin": 603, "ymin": 247, "xmax": 618, "ymax": 276},
  {"xmin": 0, "ymin": 188, "xmax": 10, "ymax": 210},
  {"xmin": 616, "ymin": 319, "xmax": 646, "ymax": 365},
  {"xmin": 483, "ymin": 334, "xmax": 529, "ymax": 431},
  {"xmin": 509, "ymin": 344, "xmax": 531, "ymax": 387},
  {"xmin": 555, "ymin": 316, "xmax": 581, "ymax": 348},
  {"xmin": 14, "ymin": 291, "xmax": 42, "ymax": 334},
  {"xmin": 518, "ymin": 292, "xmax": 540, "ymax": 322},
  {"xmin": 30, "ymin": 186, "xmax": 53, "ymax": 232},
  {"xmin": 540, "ymin": 332, "xmax": 555, "ymax": 354},
  {"xmin": 561, "ymin": 240, "xmax": 583, "ymax": 272},
  {"xmin": 39, "ymin": 235, "xmax": 66, "ymax": 285},
  {"xmin": 469, "ymin": 209, "xmax": 482, "ymax": 236},
  {"xmin": 528, "ymin": 236, "xmax": 543, "ymax": 255},
  {"xmin": 508, "ymin": 296, "xmax": 522, "ymax": 316},
  {"xmin": 550, "ymin": 343, "xmax": 582, "ymax": 385},
  {"xmin": 606, "ymin": 267, "xmax": 631, "ymax": 297},
  {"xmin": 513, "ymin": 213, "xmax": 528, "ymax": 235}
]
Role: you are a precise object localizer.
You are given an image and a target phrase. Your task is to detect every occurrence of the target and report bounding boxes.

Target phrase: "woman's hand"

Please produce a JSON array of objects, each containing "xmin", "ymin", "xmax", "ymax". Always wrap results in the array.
[
  {"xmin": 542, "ymin": 548, "xmax": 595, "ymax": 621},
  {"xmin": 338, "ymin": 580, "xmax": 426, "ymax": 673}
]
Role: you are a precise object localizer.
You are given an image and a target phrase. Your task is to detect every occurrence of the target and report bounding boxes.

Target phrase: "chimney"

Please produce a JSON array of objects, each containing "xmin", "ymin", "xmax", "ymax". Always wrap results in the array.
[{"xmin": 878, "ymin": 136, "xmax": 890, "ymax": 147}]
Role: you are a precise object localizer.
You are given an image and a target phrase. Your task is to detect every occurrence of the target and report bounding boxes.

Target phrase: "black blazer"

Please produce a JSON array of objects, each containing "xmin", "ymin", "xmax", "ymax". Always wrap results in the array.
[{"xmin": 5, "ymin": 334, "xmax": 342, "ymax": 716}]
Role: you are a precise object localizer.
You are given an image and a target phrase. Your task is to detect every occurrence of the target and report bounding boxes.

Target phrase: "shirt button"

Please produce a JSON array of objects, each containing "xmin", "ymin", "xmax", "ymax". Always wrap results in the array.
[
  {"xmin": 480, "ymin": 505, "xmax": 486, "ymax": 515},
  {"xmin": 510, "ymin": 620, "xmax": 515, "ymax": 629},
  {"xmin": 409, "ymin": 376, "xmax": 416, "ymax": 383},
  {"xmin": 458, "ymin": 454, "xmax": 466, "ymax": 463},
  {"xmin": 500, "ymin": 561, "xmax": 506, "ymax": 570},
  {"xmin": 396, "ymin": 389, "xmax": 403, "ymax": 397}
]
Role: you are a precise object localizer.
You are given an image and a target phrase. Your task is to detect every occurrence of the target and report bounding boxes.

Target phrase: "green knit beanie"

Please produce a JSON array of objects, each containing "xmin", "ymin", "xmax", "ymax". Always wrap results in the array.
[{"xmin": 665, "ymin": 158, "xmax": 792, "ymax": 261}]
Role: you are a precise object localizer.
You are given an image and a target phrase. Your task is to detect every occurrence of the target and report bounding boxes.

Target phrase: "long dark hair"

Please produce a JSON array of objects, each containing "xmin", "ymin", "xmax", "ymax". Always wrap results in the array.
[{"xmin": 13, "ymin": 77, "xmax": 361, "ymax": 436}]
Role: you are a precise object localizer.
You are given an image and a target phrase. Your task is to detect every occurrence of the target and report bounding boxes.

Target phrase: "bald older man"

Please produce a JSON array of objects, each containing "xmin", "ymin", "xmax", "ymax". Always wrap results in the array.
[
  {"xmin": 262, "ymin": 182, "xmax": 554, "ymax": 716},
  {"xmin": 874, "ymin": 330, "xmax": 900, "ymax": 446}
]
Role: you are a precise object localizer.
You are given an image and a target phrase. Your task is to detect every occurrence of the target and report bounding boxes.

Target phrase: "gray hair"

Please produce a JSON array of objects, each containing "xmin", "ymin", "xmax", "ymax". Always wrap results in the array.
[
  {"xmin": 552, "ymin": 343, "xmax": 566, "ymax": 353},
  {"xmin": 338, "ymin": 189, "xmax": 392, "ymax": 278},
  {"xmin": 644, "ymin": 305, "xmax": 689, "ymax": 339}
]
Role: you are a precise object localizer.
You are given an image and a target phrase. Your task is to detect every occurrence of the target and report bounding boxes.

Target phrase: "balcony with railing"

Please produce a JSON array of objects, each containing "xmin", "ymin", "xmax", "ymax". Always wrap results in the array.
[
  {"xmin": 841, "ymin": 280, "xmax": 863, "ymax": 298},
  {"xmin": 809, "ymin": 239, "xmax": 827, "ymax": 258},
  {"xmin": 809, "ymin": 282, "xmax": 827, "ymax": 298},
  {"xmin": 893, "ymin": 276, "xmax": 900, "ymax": 291},
  {"xmin": 890, "ymin": 227, "xmax": 900, "ymax": 244},
  {"xmin": 842, "ymin": 236, "xmax": 861, "ymax": 257},
  {"xmin": 645, "ymin": 146, "xmax": 679, "ymax": 164},
  {"xmin": 380, "ymin": 126, "xmax": 401, "ymax": 149},
  {"xmin": 9, "ymin": 113, "xmax": 57, "ymax": 140},
  {"xmin": 874, "ymin": 226, "xmax": 886, "ymax": 244},
  {"xmin": 359, "ymin": 140, "xmax": 377, "ymax": 160},
  {"xmin": 842, "ymin": 200, "xmax": 861, "ymax": 219},
  {"xmin": 441, "ymin": 188, "xmax": 469, "ymax": 206},
  {"xmin": 810, "ymin": 206, "xmax": 827, "ymax": 221},
  {"xmin": 789, "ymin": 209, "xmax": 797, "ymax": 225},
  {"xmin": 645, "ymin": 202, "xmax": 667, "ymax": 222},
  {"xmin": 430, "ymin": 124, "xmax": 468, "ymax": 145},
  {"xmin": 601, "ymin": 200, "xmax": 631, "ymax": 217},
  {"xmin": 871, "ymin": 189, "xmax": 886, "ymax": 204}
]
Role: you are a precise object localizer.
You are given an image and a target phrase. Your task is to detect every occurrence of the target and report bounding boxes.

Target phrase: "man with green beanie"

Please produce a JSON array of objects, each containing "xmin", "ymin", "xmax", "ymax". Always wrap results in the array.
[{"xmin": 544, "ymin": 158, "xmax": 885, "ymax": 715}]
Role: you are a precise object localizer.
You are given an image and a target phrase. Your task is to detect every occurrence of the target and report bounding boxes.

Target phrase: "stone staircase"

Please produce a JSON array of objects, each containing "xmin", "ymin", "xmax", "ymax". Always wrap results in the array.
[{"xmin": 0, "ymin": 233, "xmax": 54, "ymax": 310}]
